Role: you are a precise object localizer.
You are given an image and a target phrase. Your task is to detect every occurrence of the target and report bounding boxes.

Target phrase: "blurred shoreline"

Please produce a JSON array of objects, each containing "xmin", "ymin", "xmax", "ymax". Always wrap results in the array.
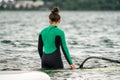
[
  {"xmin": 0, "ymin": 10, "xmax": 120, "ymax": 11},
  {"xmin": 0, "ymin": 0, "xmax": 120, "ymax": 11}
]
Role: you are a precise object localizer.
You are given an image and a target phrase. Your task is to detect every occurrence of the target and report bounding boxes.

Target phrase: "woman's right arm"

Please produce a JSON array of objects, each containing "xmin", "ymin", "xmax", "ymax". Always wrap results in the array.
[
  {"xmin": 60, "ymin": 31, "xmax": 76, "ymax": 70},
  {"xmin": 38, "ymin": 34, "xmax": 43, "ymax": 59}
]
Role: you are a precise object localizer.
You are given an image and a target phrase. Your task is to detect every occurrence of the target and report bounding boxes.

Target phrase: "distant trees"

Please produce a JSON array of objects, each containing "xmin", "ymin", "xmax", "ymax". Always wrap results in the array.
[
  {"xmin": 44, "ymin": 0, "xmax": 120, "ymax": 10},
  {"xmin": 0, "ymin": 0, "xmax": 120, "ymax": 10}
]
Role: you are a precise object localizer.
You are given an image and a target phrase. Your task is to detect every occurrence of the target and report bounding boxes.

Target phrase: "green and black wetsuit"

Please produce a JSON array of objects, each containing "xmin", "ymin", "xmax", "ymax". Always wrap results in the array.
[{"xmin": 38, "ymin": 25, "xmax": 73, "ymax": 69}]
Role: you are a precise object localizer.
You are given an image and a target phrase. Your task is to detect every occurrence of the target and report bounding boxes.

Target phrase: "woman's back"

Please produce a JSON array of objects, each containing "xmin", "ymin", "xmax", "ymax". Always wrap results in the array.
[{"xmin": 40, "ymin": 25, "xmax": 63, "ymax": 54}]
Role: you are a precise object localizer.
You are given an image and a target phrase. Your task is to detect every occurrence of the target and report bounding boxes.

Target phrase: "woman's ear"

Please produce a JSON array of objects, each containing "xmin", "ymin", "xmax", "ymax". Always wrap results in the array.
[
  {"xmin": 58, "ymin": 20, "xmax": 60, "ymax": 23},
  {"xmin": 49, "ymin": 19, "xmax": 52, "ymax": 24}
]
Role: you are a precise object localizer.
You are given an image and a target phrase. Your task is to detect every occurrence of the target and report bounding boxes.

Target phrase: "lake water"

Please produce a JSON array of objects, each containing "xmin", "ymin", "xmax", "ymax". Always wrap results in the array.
[{"xmin": 0, "ymin": 11, "xmax": 120, "ymax": 80}]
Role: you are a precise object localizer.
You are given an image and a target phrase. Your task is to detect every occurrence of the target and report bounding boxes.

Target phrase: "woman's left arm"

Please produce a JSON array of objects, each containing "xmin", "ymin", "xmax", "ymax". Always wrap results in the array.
[{"xmin": 38, "ymin": 34, "xmax": 43, "ymax": 59}]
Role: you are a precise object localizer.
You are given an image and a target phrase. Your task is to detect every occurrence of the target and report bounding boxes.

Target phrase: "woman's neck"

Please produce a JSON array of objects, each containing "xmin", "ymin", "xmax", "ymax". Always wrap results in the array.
[{"xmin": 50, "ymin": 22, "xmax": 59, "ymax": 27}]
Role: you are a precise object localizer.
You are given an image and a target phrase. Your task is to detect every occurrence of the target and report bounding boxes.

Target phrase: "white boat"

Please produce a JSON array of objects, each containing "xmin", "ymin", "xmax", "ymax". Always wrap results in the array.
[{"xmin": 0, "ymin": 71, "xmax": 51, "ymax": 80}]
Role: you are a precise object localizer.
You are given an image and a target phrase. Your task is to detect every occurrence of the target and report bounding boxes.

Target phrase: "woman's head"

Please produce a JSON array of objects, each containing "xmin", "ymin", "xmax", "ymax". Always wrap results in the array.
[{"xmin": 49, "ymin": 7, "xmax": 61, "ymax": 24}]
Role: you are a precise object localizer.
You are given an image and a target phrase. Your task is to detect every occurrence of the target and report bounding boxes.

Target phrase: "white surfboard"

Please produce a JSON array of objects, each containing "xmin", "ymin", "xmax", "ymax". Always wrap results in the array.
[{"xmin": 0, "ymin": 71, "xmax": 51, "ymax": 80}]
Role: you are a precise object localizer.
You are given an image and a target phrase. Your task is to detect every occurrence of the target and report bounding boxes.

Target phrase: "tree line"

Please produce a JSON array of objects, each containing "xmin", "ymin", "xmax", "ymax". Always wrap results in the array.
[
  {"xmin": 44, "ymin": 0, "xmax": 120, "ymax": 10},
  {"xmin": 0, "ymin": 0, "xmax": 120, "ymax": 10}
]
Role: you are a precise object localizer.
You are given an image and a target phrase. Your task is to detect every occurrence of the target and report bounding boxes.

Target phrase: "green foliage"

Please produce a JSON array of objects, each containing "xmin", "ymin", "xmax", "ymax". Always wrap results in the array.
[
  {"xmin": 45, "ymin": 0, "xmax": 120, "ymax": 10},
  {"xmin": 1, "ymin": 0, "xmax": 120, "ymax": 10}
]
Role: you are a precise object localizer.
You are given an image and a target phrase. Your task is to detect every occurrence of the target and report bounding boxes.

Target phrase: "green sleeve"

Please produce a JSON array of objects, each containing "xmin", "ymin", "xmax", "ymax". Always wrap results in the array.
[{"xmin": 60, "ymin": 31, "xmax": 73, "ymax": 65}]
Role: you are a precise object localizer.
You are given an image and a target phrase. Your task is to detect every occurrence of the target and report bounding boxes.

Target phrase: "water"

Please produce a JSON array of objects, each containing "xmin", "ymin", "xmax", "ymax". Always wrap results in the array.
[{"xmin": 0, "ymin": 11, "xmax": 120, "ymax": 80}]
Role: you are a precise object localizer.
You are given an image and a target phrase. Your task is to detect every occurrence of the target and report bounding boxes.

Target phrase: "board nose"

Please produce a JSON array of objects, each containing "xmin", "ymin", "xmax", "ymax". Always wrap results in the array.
[{"xmin": 0, "ymin": 71, "xmax": 51, "ymax": 80}]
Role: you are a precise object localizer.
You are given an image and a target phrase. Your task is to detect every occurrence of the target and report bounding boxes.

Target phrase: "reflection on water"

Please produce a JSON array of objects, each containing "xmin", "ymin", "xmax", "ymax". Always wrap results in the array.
[{"xmin": 0, "ymin": 11, "xmax": 120, "ymax": 80}]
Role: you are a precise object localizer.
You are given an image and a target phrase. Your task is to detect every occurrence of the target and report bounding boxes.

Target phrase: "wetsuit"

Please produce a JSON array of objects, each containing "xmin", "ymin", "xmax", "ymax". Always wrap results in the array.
[{"xmin": 38, "ymin": 25, "xmax": 73, "ymax": 69}]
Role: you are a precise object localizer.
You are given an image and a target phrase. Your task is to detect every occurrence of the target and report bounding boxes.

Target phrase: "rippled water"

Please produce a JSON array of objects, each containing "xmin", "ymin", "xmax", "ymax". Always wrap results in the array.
[{"xmin": 0, "ymin": 11, "xmax": 120, "ymax": 80}]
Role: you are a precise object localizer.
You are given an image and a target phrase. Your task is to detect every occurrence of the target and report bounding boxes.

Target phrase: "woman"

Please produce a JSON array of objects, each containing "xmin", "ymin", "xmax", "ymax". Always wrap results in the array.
[{"xmin": 38, "ymin": 7, "xmax": 76, "ymax": 70}]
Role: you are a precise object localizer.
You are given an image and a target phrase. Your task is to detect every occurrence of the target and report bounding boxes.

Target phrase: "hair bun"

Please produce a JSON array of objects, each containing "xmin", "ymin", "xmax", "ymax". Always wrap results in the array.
[{"xmin": 51, "ymin": 7, "xmax": 59, "ymax": 14}]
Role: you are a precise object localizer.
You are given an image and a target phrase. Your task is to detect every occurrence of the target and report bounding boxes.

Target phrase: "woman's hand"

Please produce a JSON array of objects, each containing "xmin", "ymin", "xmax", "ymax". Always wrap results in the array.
[{"xmin": 70, "ymin": 64, "xmax": 76, "ymax": 70}]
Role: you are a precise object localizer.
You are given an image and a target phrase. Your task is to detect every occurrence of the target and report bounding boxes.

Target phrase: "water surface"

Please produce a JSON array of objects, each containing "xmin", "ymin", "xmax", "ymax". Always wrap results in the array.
[{"xmin": 0, "ymin": 11, "xmax": 120, "ymax": 80}]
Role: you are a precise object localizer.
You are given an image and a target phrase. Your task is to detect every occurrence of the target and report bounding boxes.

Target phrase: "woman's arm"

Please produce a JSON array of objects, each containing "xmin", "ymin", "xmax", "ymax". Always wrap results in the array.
[
  {"xmin": 38, "ymin": 34, "xmax": 43, "ymax": 59},
  {"xmin": 60, "ymin": 31, "xmax": 73, "ymax": 64},
  {"xmin": 60, "ymin": 32, "xmax": 76, "ymax": 69}
]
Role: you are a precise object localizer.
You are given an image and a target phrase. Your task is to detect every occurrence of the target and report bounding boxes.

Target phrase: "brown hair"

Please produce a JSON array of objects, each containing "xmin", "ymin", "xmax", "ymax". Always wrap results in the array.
[{"xmin": 49, "ymin": 7, "xmax": 60, "ymax": 22}]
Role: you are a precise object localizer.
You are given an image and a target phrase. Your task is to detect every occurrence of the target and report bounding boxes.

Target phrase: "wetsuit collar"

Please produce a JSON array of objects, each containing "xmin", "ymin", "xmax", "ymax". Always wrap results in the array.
[{"xmin": 50, "ymin": 24, "xmax": 58, "ymax": 27}]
